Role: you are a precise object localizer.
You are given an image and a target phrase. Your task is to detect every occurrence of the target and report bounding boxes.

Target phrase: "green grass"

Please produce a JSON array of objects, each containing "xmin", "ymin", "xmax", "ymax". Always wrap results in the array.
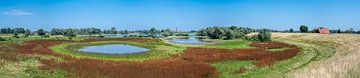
[
  {"xmin": 201, "ymin": 39, "xmax": 253, "ymax": 49},
  {"xmin": 208, "ymin": 38, "xmax": 336, "ymax": 78},
  {"xmin": 50, "ymin": 41, "xmax": 184, "ymax": 61}
]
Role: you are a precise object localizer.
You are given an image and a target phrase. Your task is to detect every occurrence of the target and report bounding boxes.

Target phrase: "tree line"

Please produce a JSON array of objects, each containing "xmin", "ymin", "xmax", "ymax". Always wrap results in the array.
[
  {"xmin": 284, "ymin": 25, "xmax": 360, "ymax": 33},
  {"xmin": 0, "ymin": 27, "xmax": 176, "ymax": 39},
  {"xmin": 197, "ymin": 26, "xmax": 272, "ymax": 42}
]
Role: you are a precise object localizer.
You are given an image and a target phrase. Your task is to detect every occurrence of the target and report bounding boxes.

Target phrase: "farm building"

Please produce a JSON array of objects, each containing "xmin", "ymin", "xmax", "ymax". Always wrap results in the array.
[{"xmin": 316, "ymin": 27, "xmax": 330, "ymax": 34}]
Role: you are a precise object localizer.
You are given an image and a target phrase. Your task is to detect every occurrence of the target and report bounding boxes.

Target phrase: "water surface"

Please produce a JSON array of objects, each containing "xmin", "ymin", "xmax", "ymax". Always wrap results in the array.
[
  {"xmin": 78, "ymin": 44, "xmax": 149, "ymax": 54},
  {"xmin": 167, "ymin": 37, "xmax": 210, "ymax": 44}
]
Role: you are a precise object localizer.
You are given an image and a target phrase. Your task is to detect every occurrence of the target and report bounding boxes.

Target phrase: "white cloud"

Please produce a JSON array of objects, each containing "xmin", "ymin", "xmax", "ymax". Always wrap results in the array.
[{"xmin": 1, "ymin": 9, "xmax": 35, "ymax": 16}]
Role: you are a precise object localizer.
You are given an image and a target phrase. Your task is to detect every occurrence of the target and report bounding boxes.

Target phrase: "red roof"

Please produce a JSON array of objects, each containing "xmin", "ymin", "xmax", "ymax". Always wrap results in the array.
[{"xmin": 318, "ymin": 27, "xmax": 330, "ymax": 34}]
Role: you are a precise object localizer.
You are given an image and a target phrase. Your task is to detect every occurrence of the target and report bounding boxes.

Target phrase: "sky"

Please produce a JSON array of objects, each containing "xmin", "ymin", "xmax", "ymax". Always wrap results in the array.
[{"xmin": 0, "ymin": 0, "xmax": 359, "ymax": 31}]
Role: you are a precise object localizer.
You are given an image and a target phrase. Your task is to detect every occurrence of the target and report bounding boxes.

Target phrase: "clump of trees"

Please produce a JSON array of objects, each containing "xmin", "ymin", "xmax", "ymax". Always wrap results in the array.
[
  {"xmin": 300, "ymin": 25, "xmax": 308, "ymax": 33},
  {"xmin": 0, "ymin": 28, "xmax": 32, "ymax": 38},
  {"xmin": 197, "ymin": 26, "xmax": 254, "ymax": 39},
  {"xmin": 51, "ymin": 28, "xmax": 102, "ymax": 35},
  {"xmin": 37, "ymin": 29, "xmax": 46, "ymax": 37},
  {"xmin": 197, "ymin": 26, "xmax": 272, "ymax": 42},
  {"xmin": 161, "ymin": 29, "xmax": 174, "ymax": 37},
  {"xmin": 257, "ymin": 29, "xmax": 272, "ymax": 42}
]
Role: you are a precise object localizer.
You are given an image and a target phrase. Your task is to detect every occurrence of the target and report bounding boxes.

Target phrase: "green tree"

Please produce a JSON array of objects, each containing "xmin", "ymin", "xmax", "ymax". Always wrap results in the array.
[
  {"xmin": 345, "ymin": 28, "xmax": 354, "ymax": 33},
  {"xmin": 13, "ymin": 33, "xmax": 20, "ymax": 38},
  {"xmin": 258, "ymin": 29, "xmax": 272, "ymax": 42},
  {"xmin": 64, "ymin": 29, "xmax": 77, "ymax": 40},
  {"xmin": 289, "ymin": 28, "xmax": 294, "ymax": 32},
  {"xmin": 337, "ymin": 29, "xmax": 341, "ymax": 33},
  {"xmin": 162, "ymin": 28, "xmax": 173, "ymax": 37},
  {"xmin": 110, "ymin": 27, "xmax": 117, "ymax": 34},
  {"xmin": 209, "ymin": 27, "xmax": 224, "ymax": 39},
  {"xmin": 224, "ymin": 29, "xmax": 236, "ymax": 39},
  {"xmin": 37, "ymin": 29, "xmax": 46, "ymax": 37},
  {"xmin": 300, "ymin": 25, "xmax": 308, "ymax": 33},
  {"xmin": 0, "ymin": 37, "xmax": 6, "ymax": 41},
  {"xmin": 149, "ymin": 28, "xmax": 159, "ymax": 37}
]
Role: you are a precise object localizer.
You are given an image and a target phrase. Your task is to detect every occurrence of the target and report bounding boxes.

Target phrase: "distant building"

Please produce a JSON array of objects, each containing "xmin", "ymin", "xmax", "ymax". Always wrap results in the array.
[{"xmin": 316, "ymin": 27, "xmax": 330, "ymax": 34}]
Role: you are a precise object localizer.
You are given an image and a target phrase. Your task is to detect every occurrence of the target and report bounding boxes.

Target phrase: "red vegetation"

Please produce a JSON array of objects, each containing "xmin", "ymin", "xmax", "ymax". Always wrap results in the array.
[
  {"xmin": 13, "ymin": 38, "xmax": 300, "ymax": 78},
  {"xmin": 182, "ymin": 44, "xmax": 300, "ymax": 66}
]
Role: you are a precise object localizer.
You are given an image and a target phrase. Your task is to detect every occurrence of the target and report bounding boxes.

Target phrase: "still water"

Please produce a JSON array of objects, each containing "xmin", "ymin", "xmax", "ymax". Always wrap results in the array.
[
  {"xmin": 167, "ymin": 37, "xmax": 209, "ymax": 44},
  {"xmin": 78, "ymin": 44, "xmax": 149, "ymax": 54}
]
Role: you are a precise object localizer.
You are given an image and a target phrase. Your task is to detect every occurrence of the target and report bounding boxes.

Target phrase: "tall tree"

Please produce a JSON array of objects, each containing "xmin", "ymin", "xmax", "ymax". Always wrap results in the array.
[
  {"xmin": 149, "ymin": 28, "xmax": 158, "ymax": 37},
  {"xmin": 161, "ymin": 28, "xmax": 173, "ymax": 37},
  {"xmin": 289, "ymin": 28, "xmax": 294, "ymax": 32},
  {"xmin": 299, "ymin": 25, "xmax": 308, "ymax": 33},
  {"xmin": 37, "ymin": 29, "xmax": 46, "ymax": 37}
]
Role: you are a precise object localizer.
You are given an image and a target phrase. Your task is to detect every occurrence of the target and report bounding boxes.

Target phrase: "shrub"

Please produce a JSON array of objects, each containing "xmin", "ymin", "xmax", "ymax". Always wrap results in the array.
[
  {"xmin": 43, "ymin": 35, "xmax": 50, "ymax": 37},
  {"xmin": 175, "ymin": 33, "xmax": 189, "ymax": 36},
  {"xmin": 13, "ymin": 33, "xmax": 20, "ymax": 38},
  {"xmin": 0, "ymin": 37, "xmax": 6, "ymax": 41},
  {"xmin": 98, "ymin": 35, "xmax": 105, "ymax": 38},
  {"xmin": 258, "ymin": 29, "xmax": 272, "ymax": 42},
  {"xmin": 300, "ymin": 25, "xmax": 308, "ymax": 33}
]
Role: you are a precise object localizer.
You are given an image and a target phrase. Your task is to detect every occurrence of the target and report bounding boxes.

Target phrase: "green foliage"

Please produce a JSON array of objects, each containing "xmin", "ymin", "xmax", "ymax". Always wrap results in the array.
[
  {"xmin": 13, "ymin": 33, "xmax": 20, "ymax": 38},
  {"xmin": 110, "ymin": 27, "xmax": 118, "ymax": 34},
  {"xmin": 345, "ymin": 28, "xmax": 355, "ymax": 33},
  {"xmin": 300, "ymin": 25, "xmax": 308, "ymax": 33},
  {"xmin": 175, "ymin": 33, "xmax": 189, "ymax": 36},
  {"xmin": 161, "ymin": 29, "xmax": 173, "ymax": 37},
  {"xmin": 0, "ymin": 28, "xmax": 32, "ymax": 35},
  {"xmin": 258, "ymin": 29, "xmax": 272, "ymax": 42},
  {"xmin": 0, "ymin": 37, "xmax": 6, "ymax": 41},
  {"xmin": 198, "ymin": 26, "xmax": 254, "ymax": 39},
  {"xmin": 224, "ymin": 29, "xmax": 236, "ymax": 39},
  {"xmin": 63, "ymin": 29, "xmax": 77, "ymax": 40},
  {"xmin": 289, "ymin": 28, "xmax": 294, "ymax": 32},
  {"xmin": 149, "ymin": 28, "xmax": 160, "ymax": 37},
  {"xmin": 98, "ymin": 35, "xmax": 105, "ymax": 38},
  {"xmin": 37, "ymin": 29, "xmax": 46, "ymax": 37}
]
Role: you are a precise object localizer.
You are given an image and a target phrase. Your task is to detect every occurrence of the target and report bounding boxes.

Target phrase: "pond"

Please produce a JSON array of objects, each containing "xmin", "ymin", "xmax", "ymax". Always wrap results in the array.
[
  {"xmin": 78, "ymin": 44, "xmax": 149, "ymax": 54},
  {"xmin": 167, "ymin": 37, "xmax": 211, "ymax": 44}
]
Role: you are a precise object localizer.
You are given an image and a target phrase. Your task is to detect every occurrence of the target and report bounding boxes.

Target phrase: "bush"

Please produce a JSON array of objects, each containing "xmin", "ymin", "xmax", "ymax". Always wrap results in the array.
[
  {"xmin": 300, "ymin": 25, "xmax": 308, "ymax": 33},
  {"xmin": 175, "ymin": 33, "xmax": 189, "ymax": 36},
  {"xmin": 98, "ymin": 35, "xmax": 105, "ymax": 38},
  {"xmin": 43, "ymin": 35, "xmax": 50, "ymax": 37},
  {"xmin": 258, "ymin": 29, "xmax": 272, "ymax": 42},
  {"xmin": 0, "ymin": 37, "xmax": 6, "ymax": 41},
  {"xmin": 13, "ymin": 33, "xmax": 20, "ymax": 38},
  {"xmin": 244, "ymin": 36, "xmax": 259, "ymax": 41}
]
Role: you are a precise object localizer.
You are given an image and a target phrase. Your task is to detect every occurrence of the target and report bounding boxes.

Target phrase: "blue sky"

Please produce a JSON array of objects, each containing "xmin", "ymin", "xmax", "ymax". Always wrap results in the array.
[{"xmin": 0, "ymin": 0, "xmax": 359, "ymax": 31}]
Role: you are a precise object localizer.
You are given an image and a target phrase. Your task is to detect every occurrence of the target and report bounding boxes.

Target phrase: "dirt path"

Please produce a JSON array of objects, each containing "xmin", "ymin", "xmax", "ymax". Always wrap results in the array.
[{"xmin": 272, "ymin": 33, "xmax": 360, "ymax": 78}]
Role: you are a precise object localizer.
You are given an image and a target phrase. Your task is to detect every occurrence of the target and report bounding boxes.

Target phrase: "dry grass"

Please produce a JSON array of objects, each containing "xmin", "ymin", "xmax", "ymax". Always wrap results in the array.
[{"xmin": 272, "ymin": 33, "xmax": 360, "ymax": 78}]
